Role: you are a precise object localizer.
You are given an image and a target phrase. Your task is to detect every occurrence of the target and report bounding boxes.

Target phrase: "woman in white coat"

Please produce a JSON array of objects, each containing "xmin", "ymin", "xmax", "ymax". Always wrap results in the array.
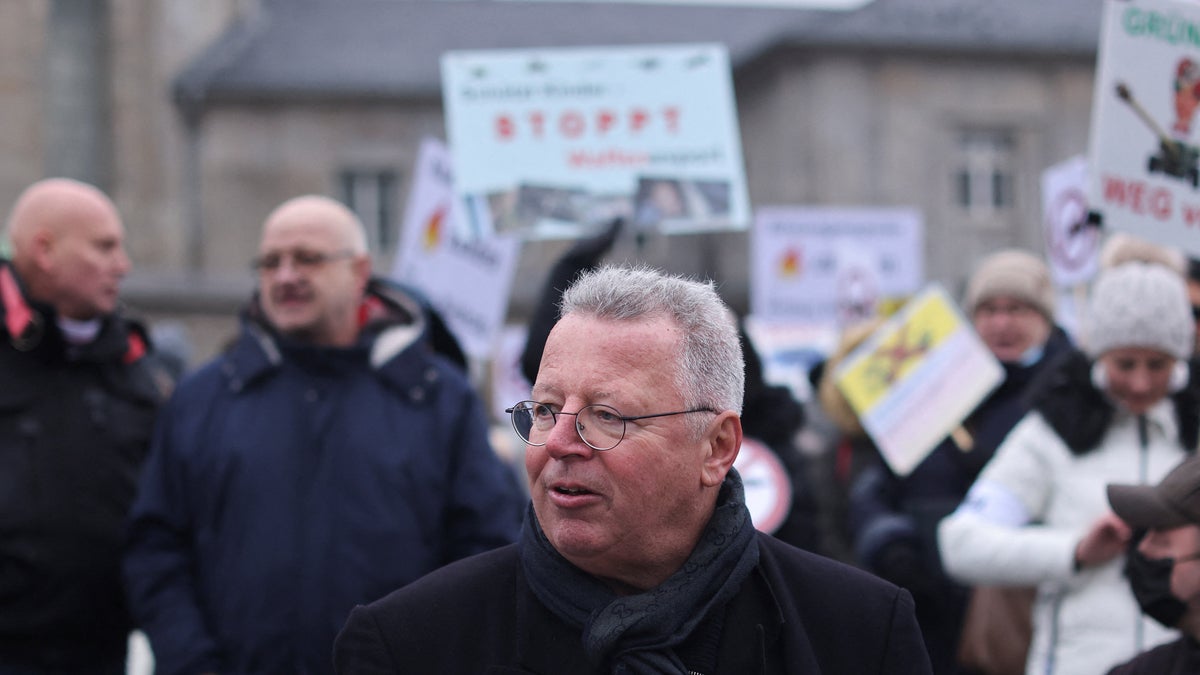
[{"xmin": 939, "ymin": 262, "xmax": 1199, "ymax": 675}]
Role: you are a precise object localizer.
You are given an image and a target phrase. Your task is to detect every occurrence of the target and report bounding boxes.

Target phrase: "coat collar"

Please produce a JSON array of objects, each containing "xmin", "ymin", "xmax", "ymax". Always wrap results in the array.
[
  {"xmin": 221, "ymin": 279, "xmax": 450, "ymax": 402},
  {"xmin": 0, "ymin": 259, "xmax": 144, "ymax": 364}
]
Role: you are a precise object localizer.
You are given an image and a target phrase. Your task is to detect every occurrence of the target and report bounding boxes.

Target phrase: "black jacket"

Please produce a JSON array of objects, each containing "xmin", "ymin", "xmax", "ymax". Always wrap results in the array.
[
  {"xmin": 333, "ymin": 532, "xmax": 932, "ymax": 674},
  {"xmin": 1107, "ymin": 636, "xmax": 1200, "ymax": 675},
  {"xmin": 846, "ymin": 326, "xmax": 1074, "ymax": 673},
  {"xmin": 0, "ymin": 261, "xmax": 166, "ymax": 668}
]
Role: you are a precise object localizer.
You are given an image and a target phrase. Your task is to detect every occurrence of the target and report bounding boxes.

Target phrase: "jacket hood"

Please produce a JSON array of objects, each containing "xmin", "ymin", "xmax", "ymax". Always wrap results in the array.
[
  {"xmin": 1030, "ymin": 347, "xmax": 1200, "ymax": 454},
  {"xmin": 0, "ymin": 259, "xmax": 149, "ymax": 366},
  {"xmin": 227, "ymin": 277, "xmax": 467, "ymax": 391}
]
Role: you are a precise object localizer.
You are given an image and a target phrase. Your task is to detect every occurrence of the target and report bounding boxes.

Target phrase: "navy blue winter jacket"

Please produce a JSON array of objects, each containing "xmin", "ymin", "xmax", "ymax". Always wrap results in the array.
[{"xmin": 123, "ymin": 280, "xmax": 525, "ymax": 675}]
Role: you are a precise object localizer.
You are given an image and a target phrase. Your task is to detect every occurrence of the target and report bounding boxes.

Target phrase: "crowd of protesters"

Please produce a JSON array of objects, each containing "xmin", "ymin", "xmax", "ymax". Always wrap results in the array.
[{"xmin": 4, "ymin": 176, "xmax": 1200, "ymax": 675}]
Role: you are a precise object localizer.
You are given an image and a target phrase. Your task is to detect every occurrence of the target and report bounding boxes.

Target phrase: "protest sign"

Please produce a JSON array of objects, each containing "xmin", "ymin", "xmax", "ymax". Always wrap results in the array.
[
  {"xmin": 441, "ymin": 43, "xmax": 749, "ymax": 238},
  {"xmin": 1087, "ymin": 0, "xmax": 1200, "ymax": 256},
  {"xmin": 750, "ymin": 206, "xmax": 923, "ymax": 326},
  {"xmin": 734, "ymin": 437, "xmax": 793, "ymax": 534},
  {"xmin": 1042, "ymin": 155, "xmax": 1100, "ymax": 288},
  {"xmin": 833, "ymin": 284, "xmax": 1003, "ymax": 477},
  {"xmin": 390, "ymin": 138, "xmax": 521, "ymax": 360}
]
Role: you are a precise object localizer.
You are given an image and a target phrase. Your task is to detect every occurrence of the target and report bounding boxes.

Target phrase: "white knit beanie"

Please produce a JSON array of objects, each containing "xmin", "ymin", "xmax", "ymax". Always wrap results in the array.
[{"xmin": 1086, "ymin": 262, "xmax": 1194, "ymax": 360}]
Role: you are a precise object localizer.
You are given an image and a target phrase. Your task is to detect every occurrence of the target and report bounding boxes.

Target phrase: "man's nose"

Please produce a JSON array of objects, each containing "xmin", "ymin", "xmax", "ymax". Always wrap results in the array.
[
  {"xmin": 543, "ymin": 412, "xmax": 594, "ymax": 459},
  {"xmin": 114, "ymin": 247, "xmax": 132, "ymax": 277},
  {"xmin": 271, "ymin": 256, "xmax": 305, "ymax": 281}
]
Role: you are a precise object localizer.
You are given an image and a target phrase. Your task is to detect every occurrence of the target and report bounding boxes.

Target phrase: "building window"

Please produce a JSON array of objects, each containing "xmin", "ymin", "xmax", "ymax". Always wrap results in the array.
[
  {"xmin": 339, "ymin": 168, "xmax": 399, "ymax": 253},
  {"xmin": 953, "ymin": 129, "xmax": 1016, "ymax": 213}
]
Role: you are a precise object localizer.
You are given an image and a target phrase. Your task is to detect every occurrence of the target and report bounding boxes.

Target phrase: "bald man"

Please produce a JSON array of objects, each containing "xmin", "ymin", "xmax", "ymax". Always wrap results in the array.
[
  {"xmin": 0, "ymin": 178, "xmax": 166, "ymax": 673},
  {"xmin": 124, "ymin": 195, "xmax": 524, "ymax": 675}
]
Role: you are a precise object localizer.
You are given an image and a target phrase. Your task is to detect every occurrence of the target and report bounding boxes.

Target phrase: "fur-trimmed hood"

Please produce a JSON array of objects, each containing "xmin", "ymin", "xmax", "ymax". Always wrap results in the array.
[{"xmin": 1030, "ymin": 348, "xmax": 1200, "ymax": 454}]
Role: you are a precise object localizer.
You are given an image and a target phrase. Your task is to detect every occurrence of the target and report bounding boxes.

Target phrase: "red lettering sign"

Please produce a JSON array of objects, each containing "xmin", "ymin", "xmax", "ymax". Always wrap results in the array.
[{"xmin": 492, "ymin": 106, "xmax": 682, "ymax": 141}]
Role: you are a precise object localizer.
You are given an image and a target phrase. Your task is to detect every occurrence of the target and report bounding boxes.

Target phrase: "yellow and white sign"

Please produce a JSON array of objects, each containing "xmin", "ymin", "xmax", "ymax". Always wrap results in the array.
[{"xmin": 833, "ymin": 284, "xmax": 1003, "ymax": 476}]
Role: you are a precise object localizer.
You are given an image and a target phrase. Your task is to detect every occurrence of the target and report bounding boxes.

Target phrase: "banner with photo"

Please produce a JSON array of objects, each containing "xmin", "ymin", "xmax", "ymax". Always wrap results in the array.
[
  {"xmin": 832, "ymin": 285, "xmax": 1003, "ymax": 477},
  {"xmin": 750, "ymin": 206, "xmax": 923, "ymax": 326},
  {"xmin": 441, "ymin": 43, "xmax": 750, "ymax": 239},
  {"xmin": 1087, "ymin": 0, "xmax": 1200, "ymax": 257},
  {"xmin": 390, "ymin": 138, "xmax": 521, "ymax": 360}
]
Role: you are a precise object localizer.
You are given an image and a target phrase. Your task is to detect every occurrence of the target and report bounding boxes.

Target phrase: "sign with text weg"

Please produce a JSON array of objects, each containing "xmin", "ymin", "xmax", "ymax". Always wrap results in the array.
[
  {"xmin": 441, "ymin": 44, "xmax": 750, "ymax": 238},
  {"xmin": 1088, "ymin": 0, "xmax": 1200, "ymax": 255}
]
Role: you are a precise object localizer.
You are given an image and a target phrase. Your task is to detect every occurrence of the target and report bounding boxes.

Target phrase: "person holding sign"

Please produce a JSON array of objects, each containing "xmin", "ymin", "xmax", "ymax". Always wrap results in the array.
[
  {"xmin": 124, "ymin": 195, "xmax": 524, "ymax": 675},
  {"xmin": 939, "ymin": 261, "xmax": 1198, "ymax": 675},
  {"xmin": 846, "ymin": 249, "xmax": 1072, "ymax": 674},
  {"xmin": 335, "ymin": 265, "xmax": 931, "ymax": 674}
]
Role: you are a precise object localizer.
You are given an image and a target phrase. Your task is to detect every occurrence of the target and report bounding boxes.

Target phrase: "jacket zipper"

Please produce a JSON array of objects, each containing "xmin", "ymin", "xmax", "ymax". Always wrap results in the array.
[{"xmin": 1135, "ymin": 414, "xmax": 1149, "ymax": 653}]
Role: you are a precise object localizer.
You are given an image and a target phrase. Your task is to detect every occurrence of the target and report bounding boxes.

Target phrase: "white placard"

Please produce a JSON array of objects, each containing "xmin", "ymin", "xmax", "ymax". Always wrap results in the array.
[
  {"xmin": 1042, "ymin": 155, "xmax": 1101, "ymax": 287},
  {"xmin": 441, "ymin": 43, "xmax": 750, "ymax": 238},
  {"xmin": 734, "ymin": 437, "xmax": 793, "ymax": 534},
  {"xmin": 390, "ymin": 138, "xmax": 521, "ymax": 360},
  {"xmin": 750, "ymin": 206, "xmax": 924, "ymax": 326},
  {"xmin": 1087, "ymin": 0, "xmax": 1200, "ymax": 256}
]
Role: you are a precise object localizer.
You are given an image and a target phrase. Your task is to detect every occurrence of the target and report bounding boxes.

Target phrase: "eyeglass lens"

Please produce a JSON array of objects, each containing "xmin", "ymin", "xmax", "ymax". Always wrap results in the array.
[
  {"xmin": 252, "ymin": 249, "xmax": 350, "ymax": 272},
  {"xmin": 509, "ymin": 401, "xmax": 626, "ymax": 450}
]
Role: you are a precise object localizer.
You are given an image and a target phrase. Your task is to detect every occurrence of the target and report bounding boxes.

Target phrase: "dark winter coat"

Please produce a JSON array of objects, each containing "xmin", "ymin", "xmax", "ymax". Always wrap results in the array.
[
  {"xmin": 123, "ymin": 280, "xmax": 525, "ymax": 675},
  {"xmin": 1106, "ymin": 636, "xmax": 1200, "ymax": 675},
  {"xmin": 847, "ymin": 326, "xmax": 1073, "ymax": 673},
  {"xmin": 333, "ymin": 532, "xmax": 932, "ymax": 674},
  {"xmin": 0, "ymin": 261, "xmax": 166, "ymax": 669}
]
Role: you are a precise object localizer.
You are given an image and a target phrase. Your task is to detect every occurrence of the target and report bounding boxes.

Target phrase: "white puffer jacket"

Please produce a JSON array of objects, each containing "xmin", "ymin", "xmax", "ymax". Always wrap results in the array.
[{"xmin": 939, "ymin": 401, "xmax": 1186, "ymax": 675}]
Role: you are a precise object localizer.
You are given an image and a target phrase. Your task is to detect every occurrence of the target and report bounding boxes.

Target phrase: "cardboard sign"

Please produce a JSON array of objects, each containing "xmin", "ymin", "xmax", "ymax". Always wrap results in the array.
[
  {"xmin": 1087, "ymin": 0, "xmax": 1200, "ymax": 256},
  {"xmin": 441, "ymin": 43, "xmax": 750, "ymax": 238},
  {"xmin": 390, "ymin": 138, "xmax": 521, "ymax": 360},
  {"xmin": 833, "ymin": 285, "xmax": 1003, "ymax": 477},
  {"xmin": 750, "ymin": 206, "xmax": 923, "ymax": 326}
]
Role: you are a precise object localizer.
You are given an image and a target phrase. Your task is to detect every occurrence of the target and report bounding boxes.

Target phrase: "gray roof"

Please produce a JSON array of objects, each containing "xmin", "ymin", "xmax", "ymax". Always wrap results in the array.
[{"xmin": 175, "ymin": 0, "xmax": 1103, "ymax": 112}]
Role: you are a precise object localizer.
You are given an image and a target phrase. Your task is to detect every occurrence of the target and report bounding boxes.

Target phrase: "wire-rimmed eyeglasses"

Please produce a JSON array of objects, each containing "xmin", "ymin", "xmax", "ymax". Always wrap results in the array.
[
  {"xmin": 251, "ymin": 248, "xmax": 355, "ymax": 273},
  {"xmin": 505, "ymin": 400, "xmax": 718, "ymax": 451}
]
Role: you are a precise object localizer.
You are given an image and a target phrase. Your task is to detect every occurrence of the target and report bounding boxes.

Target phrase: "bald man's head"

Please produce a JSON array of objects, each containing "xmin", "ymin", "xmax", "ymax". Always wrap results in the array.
[
  {"xmin": 255, "ymin": 195, "xmax": 371, "ymax": 347},
  {"xmin": 6, "ymin": 178, "xmax": 130, "ymax": 319},
  {"xmin": 262, "ymin": 195, "xmax": 368, "ymax": 256}
]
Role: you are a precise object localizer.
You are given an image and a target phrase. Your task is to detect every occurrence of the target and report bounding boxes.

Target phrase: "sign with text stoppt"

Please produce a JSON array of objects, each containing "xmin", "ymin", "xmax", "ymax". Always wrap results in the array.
[{"xmin": 441, "ymin": 44, "xmax": 750, "ymax": 239}]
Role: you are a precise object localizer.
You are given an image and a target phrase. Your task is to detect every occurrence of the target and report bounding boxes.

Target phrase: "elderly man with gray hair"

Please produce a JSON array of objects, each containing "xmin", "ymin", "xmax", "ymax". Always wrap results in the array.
[{"xmin": 335, "ymin": 264, "xmax": 931, "ymax": 674}]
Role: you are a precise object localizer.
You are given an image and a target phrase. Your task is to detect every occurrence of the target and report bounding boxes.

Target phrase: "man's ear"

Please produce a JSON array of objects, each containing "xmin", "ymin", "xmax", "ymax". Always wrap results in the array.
[
  {"xmin": 352, "ymin": 254, "xmax": 372, "ymax": 293},
  {"xmin": 700, "ymin": 412, "xmax": 742, "ymax": 488},
  {"xmin": 31, "ymin": 230, "xmax": 56, "ymax": 272}
]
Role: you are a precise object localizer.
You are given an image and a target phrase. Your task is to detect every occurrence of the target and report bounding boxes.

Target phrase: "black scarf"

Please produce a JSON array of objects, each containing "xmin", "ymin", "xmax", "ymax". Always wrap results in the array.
[{"xmin": 520, "ymin": 469, "xmax": 760, "ymax": 674}]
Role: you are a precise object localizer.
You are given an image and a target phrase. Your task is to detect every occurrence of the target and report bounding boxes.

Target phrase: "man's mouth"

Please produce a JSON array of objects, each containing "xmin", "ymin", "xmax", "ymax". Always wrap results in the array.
[{"xmin": 554, "ymin": 486, "xmax": 593, "ymax": 495}]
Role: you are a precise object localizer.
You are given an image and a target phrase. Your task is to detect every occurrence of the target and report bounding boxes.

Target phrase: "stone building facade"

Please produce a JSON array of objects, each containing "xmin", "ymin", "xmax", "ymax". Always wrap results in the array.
[{"xmin": 0, "ymin": 0, "xmax": 1101, "ymax": 366}]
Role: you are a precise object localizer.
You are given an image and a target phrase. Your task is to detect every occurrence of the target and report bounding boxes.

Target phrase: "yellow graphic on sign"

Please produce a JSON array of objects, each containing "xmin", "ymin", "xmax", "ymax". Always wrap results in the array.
[{"xmin": 837, "ymin": 292, "xmax": 961, "ymax": 413}]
